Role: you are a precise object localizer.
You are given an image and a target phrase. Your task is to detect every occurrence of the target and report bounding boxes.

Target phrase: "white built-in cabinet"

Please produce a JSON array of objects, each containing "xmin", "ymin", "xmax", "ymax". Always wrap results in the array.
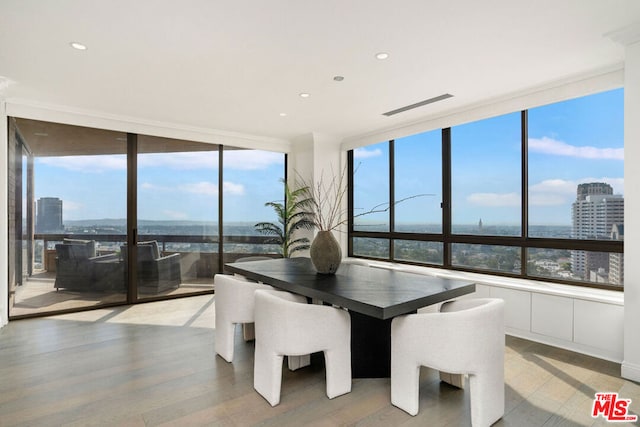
[
  {"xmin": 467, "ymin": 282, "xmax": 623, "ymax": 362},
  {"xmin": 366, "ymin": 260, "xmax": 625, "ymax": 363}
]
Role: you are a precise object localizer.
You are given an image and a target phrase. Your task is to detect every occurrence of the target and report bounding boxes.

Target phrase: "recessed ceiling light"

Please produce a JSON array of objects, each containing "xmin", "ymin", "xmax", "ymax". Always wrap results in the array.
[
  {"xmin": 279, "ymin": 113, "xmax": 287, "ymax": 117},
  {"xmin": 299, "ymin": 93, "xmax": 310, "ymax": 98},
  {"xmin": 333, "ymin": 76, "xmax": 344, "ymax": 82},
  {"xmin": 70, "ymin": 42, "xmax": 87, "ymax": 50},
  {"xmin": 34, "ymin": 132, "xmax": 48, "ymax": 137},
  {"xmin": 375, "ymin": 52, "xmax": 389, "ymax": 60}
]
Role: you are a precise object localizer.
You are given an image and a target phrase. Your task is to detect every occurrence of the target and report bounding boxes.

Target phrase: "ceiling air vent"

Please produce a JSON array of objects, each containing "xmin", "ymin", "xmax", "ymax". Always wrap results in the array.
[{"xmin": 382, "ymin": 93, "xmax": 453, "ymax": 117}]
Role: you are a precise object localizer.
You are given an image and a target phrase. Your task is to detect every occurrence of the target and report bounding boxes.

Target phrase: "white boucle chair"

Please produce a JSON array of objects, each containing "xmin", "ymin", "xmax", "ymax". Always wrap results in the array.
[
  {"xmin": 391, "ymin": 298, "xmax": 505, "ymax": 427},
  {"xmin": 214, "ymin": 274, "xmax": 275, "ymax": 362},
  {"xmin": 253, "ymin": 289, "xmax": 352, "ymax": 406},
  {"xmin": 214, "ymin": 274, "xmax": 310, "ymax": 369}
]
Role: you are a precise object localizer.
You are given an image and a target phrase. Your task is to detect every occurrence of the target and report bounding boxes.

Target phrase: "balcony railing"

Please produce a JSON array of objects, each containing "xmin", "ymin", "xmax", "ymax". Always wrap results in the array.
[{"xmin": 31, "ymin": 233, "xmax": 282, "ymax": 274}]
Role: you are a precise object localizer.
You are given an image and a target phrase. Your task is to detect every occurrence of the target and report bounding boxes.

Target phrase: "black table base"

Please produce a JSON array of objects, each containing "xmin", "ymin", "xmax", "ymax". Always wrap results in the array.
[{"xmin": 350, "ymin": 311, "xmax": 392, "ymax": 378}]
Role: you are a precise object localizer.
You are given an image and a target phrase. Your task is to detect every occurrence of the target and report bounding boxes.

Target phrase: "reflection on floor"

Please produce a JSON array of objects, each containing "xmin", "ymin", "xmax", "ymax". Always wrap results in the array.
[{"xmin": 11, "ymin": 270, "xmax": 214, "ymax": 317}]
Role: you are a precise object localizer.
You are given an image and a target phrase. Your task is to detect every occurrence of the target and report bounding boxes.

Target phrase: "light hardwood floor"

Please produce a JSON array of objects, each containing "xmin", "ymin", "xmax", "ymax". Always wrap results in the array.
[{"xmin": 0, "ymin": 294, "xmax": 638, "ymax": 426}]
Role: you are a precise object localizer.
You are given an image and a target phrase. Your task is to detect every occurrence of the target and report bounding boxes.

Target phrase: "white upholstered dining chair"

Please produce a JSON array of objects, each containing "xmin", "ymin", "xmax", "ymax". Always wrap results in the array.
[
  {"xmin": 253, "ymin": 289, "xmax": 352, "ymax": 406},
  {"xmin": 214, "ymin": 274, "xmax": 275, "ymax": 362},
  {"xmin": 390, "ymin": 298, "xmax": 505, "ymax": 427},
  {"xmin": 214, "ymin": 274, "xmax": 311, "ymax": 371}
]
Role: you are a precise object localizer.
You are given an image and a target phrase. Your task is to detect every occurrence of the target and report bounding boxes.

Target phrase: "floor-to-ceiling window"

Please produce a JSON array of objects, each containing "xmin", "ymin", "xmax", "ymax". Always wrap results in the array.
[
  {"xmin": 221, "ymin": 146, "xmax": 285, "ymax": 263},
  {"xmin": 526, "ymin": 90, "xmax": 624, "ymax": 285},
  {"xmin": 136, "ymin": 135, "xmax": 220, "ymax": 300},
  {"xmin": 349, "ymin": 88, "xmax": 624, "ymax": 290},
  {"xmin": 394, "ymin": 130, "xmax": 443, "ymax": 265},
  {"xmin": 6, "ymin": 118, "xmax": 287, "ymax": 318},
  {"xmin": 8, "ymin": 118, "xmax": 128, "ymax": 316},
  {"xmin": 450, "ymin": 112, "xmax": 522, "ymax": 274},
  {"xmin": 351, "ymin": 141, "xmax": 391, "ymax": 259}
]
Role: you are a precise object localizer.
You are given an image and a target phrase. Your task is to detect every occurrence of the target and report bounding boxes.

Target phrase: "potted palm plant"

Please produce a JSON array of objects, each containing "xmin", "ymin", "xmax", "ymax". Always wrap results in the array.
[{"xmin": 254, "ymin": 179, "xmax": 315, "ymax": 258}]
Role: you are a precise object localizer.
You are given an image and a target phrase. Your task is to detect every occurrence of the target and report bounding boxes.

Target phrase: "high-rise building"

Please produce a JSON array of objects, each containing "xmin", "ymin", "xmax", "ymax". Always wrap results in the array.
[
  {"xmin": 609, "ymin": 224, "xmax": 624, "ymax": 286},
  {"xmin": 36, "ymin": 197, "xmax": 63, "ymax": 233},
  {"xmin": 571, "ymin": 183, "xmax": 624, "ymax": 280},
  {"xmin": 576, "ymin": 182, "xmax": 613, "ymax": 200}
]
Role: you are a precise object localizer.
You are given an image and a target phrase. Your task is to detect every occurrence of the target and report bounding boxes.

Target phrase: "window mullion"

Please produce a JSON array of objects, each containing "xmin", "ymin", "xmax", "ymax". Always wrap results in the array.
[{"xmin": 442, "ymin": 128, "xmax": 452, "ymax": 267}]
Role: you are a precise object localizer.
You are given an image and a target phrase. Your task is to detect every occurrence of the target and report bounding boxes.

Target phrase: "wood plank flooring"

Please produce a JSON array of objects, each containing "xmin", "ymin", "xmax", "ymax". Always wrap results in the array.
[{"xmin": 1, "ymin": 294, "xmax": 638, "ymax": 426}]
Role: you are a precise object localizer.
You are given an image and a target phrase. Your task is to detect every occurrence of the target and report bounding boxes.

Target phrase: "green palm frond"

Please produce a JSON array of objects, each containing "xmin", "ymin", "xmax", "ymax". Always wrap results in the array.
[{"xmin": 255, "ymin": 179, "xmax": 316, "ymax": 258}]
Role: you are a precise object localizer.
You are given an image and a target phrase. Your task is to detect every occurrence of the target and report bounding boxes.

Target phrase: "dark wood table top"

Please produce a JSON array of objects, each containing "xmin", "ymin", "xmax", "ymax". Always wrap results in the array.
[{"xmin": 225, "ymin": 258, "xmax": 476, "ymax": 320}]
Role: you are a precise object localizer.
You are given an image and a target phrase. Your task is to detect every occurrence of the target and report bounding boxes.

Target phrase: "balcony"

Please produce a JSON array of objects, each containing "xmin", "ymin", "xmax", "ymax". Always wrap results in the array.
[{"xmin": 10, "ymin": 233, "xmax": 281, "ymax": 318}]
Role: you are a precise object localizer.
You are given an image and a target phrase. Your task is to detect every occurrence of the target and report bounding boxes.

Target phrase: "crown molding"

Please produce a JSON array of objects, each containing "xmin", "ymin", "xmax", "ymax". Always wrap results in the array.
[
  {"xmin": 4, "ymin": 98, "xmax": 292, "ymax": 153},
  {"xmin": 605, "ymin": 22, "xmax": 640, "ymax": 46}
]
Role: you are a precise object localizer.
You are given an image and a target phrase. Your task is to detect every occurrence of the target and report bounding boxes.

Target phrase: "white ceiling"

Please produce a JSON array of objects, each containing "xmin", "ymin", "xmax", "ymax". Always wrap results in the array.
[{"xmin": 1, "ymin": 0, "xmax": 639, "ymax": 144}]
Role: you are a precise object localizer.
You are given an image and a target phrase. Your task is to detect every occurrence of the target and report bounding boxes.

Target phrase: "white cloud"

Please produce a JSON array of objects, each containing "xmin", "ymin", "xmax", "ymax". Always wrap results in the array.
[
  {"xmin": 528, "ymin": 177, "xmax": 624, "ymax": 206},
  {"xmin": 138, "ymin": 152, "xmax": 217, "ymax": 170},
  {"xmin": 354, "ymin": 147, "xmax": 383, "ymax": 159},
  {"xmin": 38, "ymin": 155, "xmax": 126, "ymax": 172},
  {"xmin": 140, "ymin": 182, "xmax": 173, "ymax": 191},
  {"xmin": 162, "ymin": 210, "xmax": 188, "ymax": 220},
  {"xmin": 472, "ymin": 178, "xmax": 624, "ymax": 209},
  {"xmin": 223, "ymin": 181, "xmax": 245, "ymax": 195},
  {"xmin": 62, "ymin": 201, "xmax": 83, "ymax": 211},
  {"xmin": 223, "ymin": 150, "xmax": 284, "ymax": 170},
  {"xmin": 529, "ymin": 137, "xmax": 623, "ymax": 160},
  {"xmin": 138, "ymin": 150, "xmax": 283, "ymax": 171},
  {"xmin": 528, "ymin": 179, "xmax": 576, "ymax": 206},
  {"xmin": 181, "ymin": 181, "xmax": 219, "ymax": 196},
  {"xmin": 467, "ymin": 192, "xmax": 520, "ymax": 207},
  {"xmin": 37, "ymin": 150, "xmax": 283, "ymax": 173},
  {"xmin": 181, "ymin": 180, "xmax": 244, "ymax": 196}
]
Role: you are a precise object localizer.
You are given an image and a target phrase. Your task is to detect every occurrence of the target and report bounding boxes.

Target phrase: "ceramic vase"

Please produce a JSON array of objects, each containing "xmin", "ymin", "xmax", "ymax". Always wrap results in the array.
[{"xmin": 310, "ymin": 230, "xmax": 342, "ymax": 274}]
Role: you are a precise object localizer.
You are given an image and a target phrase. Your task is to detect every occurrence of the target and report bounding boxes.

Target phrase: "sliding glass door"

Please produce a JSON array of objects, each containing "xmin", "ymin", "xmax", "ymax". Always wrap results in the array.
[
  {"xmin": 8, "ymin": 118, "xmax": 128, "ymax": 316},
  {"xmin": 7, "ymin": 118, "xmax": 287, "ymax": 318},
  {"xmin": 136, "ymin": 135, "xmax": 219, "ymax": 299},
  {"xmin": 7, "ymin": 118, "xmax": 286, "ymax": 319}
]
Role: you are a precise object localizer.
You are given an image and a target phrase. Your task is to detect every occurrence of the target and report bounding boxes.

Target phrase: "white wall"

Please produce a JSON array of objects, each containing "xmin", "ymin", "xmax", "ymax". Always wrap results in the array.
[
  {"xmin": 287, "ymin": 134, "xmax": 315, "ymax": 256},
  {"xmin": 622, "ymin": 39, "xmax": 640, "ymax": 382},
  {"xmin": 288, "ymin": 133, "xmax": 347, "ymax": 252},
  {"xmin": 1, "ymin": 100, "xmax": 8, "ymax": 327}
]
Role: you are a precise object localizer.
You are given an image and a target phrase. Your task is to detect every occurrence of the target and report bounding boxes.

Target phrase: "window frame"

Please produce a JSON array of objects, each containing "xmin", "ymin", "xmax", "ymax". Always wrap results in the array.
[{"xmin": 348, "ymin": 105, "xmax": 624, "ymax": 291}]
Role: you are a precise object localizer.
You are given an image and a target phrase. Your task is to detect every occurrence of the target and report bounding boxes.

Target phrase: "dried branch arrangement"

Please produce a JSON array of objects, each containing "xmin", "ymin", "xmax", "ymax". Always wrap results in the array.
[{"xmin": 296, "ymin": 165, "xmax": 431, "ymax": 232}]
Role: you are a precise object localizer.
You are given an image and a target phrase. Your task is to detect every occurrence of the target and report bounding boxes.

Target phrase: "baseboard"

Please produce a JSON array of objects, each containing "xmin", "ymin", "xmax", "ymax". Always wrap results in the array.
[
  {"xmin": 506, "ymin": 328, "xmax": 623, "ymax": 363},
  {"xmin": 622, "ymin": 361, "xmax": 640, "ymax": 382}
]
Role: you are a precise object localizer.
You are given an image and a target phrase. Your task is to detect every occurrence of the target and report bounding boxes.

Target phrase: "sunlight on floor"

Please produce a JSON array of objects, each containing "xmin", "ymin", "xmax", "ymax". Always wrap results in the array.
[{"xmin": 49, "ymin": 294, "xmax": 216, "ymax": 329}]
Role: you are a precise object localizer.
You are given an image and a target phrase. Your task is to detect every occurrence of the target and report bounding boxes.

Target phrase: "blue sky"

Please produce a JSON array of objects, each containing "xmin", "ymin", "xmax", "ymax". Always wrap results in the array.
[
  {"xmin": 32, "ymin": 89, "xmax": 623, "ymax": 228},
  {"xmin": 34, "ymin": 149, "xmax": 285, "ymax": 223},
  {"xmin": 354, "ymin": 88, "xmax": 624, "ymax": 227}
]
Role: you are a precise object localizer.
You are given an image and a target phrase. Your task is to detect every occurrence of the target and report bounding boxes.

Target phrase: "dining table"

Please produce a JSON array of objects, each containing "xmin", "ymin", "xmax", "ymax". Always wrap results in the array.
[{"xmin": 225, "ymin": 257, "xmax": 476, "ymax": 378}]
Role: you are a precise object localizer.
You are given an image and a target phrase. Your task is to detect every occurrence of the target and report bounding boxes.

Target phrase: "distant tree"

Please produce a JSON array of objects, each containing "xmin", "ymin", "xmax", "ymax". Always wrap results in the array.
[{"xmin": 255, "ymin": 180, "xmax": 315, "ymax": 258}]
